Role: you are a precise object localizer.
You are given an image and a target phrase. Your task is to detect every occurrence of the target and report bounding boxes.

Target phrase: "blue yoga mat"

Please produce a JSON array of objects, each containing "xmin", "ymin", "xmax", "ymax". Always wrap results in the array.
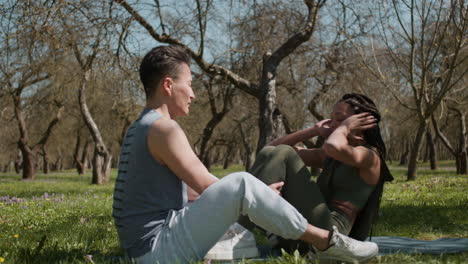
[
  {"xmin": 368, "ymin": 236, "xmax": 468, "ymax": 255},
  {"xmin": 208, "ymin": 237, "xmax": 468, "ymax": 263}
]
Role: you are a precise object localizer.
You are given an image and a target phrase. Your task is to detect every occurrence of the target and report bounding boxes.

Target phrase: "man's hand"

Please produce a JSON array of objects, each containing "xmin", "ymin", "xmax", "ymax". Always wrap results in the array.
[{"xmin": 268, "ymin": 181, "xmax": 284, "ymax": 195}]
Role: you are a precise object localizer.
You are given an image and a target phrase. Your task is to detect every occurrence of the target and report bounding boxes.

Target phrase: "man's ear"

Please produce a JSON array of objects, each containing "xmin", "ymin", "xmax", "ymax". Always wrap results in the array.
[{"xmin": 161, "ymin": 76, "xmax": 173, "ymax": 96}]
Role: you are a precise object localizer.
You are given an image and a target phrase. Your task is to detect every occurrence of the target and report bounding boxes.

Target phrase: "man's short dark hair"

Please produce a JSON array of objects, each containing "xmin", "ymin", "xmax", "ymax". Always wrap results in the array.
[{"xmin": 139, "ymin": 45, "xmax": 191, "ymax": 98}]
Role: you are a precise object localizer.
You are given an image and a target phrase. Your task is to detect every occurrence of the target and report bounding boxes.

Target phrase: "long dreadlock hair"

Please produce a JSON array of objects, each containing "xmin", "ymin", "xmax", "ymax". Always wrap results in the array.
[
  {"xmin": 338, "ymin": 93, "xmax": 393, "ymax": 240},
  {"xmin": 339, "ymin": 93, "xmax": 387, "ymax": 160}
]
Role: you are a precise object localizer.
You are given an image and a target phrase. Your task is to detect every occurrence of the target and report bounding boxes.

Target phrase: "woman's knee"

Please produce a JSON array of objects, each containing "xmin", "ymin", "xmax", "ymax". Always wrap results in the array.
[
  {"xmin": 273, "ymin": 144, "xmax": 297, "ymax": 158},
  {"xmin": 258, "ymin": 145, "xmax": 295, "ymax": 159},
  {"xmin": 257, "ymin": 146, "xmax": 276, "ymax": 159}
]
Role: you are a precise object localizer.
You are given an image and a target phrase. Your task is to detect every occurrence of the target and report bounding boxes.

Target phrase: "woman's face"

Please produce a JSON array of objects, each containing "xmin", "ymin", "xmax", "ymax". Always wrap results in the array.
[{"xmin": 329, "ymin": 102, "xmax": 355, "ymax": 130}]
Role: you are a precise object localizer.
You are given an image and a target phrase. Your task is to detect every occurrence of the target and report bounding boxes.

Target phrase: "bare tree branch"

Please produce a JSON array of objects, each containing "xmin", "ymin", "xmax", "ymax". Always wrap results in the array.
[{"xmin": 114, "ymin": 0, "xmax": 259, "ymax": 97}]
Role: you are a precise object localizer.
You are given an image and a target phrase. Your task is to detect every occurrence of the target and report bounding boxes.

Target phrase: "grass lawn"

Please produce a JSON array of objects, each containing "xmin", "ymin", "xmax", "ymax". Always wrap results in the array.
[{"xmin": 0, "ymin": 162, "xmax": 467, "ymax": 263}]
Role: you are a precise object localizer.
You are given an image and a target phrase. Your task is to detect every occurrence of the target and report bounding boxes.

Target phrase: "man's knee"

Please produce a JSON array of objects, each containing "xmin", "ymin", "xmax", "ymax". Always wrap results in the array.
[{"xmin": 223, "ymin": 172, "xmax": 257, "ymax": 188}]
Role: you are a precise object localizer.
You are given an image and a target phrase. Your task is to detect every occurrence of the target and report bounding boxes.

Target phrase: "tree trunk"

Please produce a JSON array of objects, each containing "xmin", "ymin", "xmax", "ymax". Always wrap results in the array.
[
  {"xmin": 423, "ymin": 139, "xmax": 429, "ymax": 163},
  {"xmin": 407, "ymin": 119, "xmax": 428, "ymax": 180},
  {"xmin": 238, "ymin": 122, "xmax": 253, "ymax": 171},
  {"xmin": 91, "ymin": 145, "xmax": 112, "ymax": 184},
  {"xmin": 454, "ymin": 109, "xmax": 467, "ymax": 174},
  {"xmin": 14, "ymin": 151, "xmax": 22, "ymax": 174},
  {"xmin": 54, "ymin": 156, "xmax": 63, "ymax": 172},
  {"xmin": 73, "ymin": 133, "xmax": 89, "ymax": 175},
  {"xmin": 18, "ymin": 141, "xmax": 35, "ymax": 180},
  {"xmin": 79, "ymin": 70, "xmax": 112, "ymax": 184},
  {"xmin": 37, "ymin": 104, "xmax": 64, "ymax": 174},
  {"xmin": 13, "ymin": 95, "xmax": 35, "ymax": 180},
  {"xmin": 81, "ymin": 140, "xmax": 90, "ymax": 174},
  {"xmin": 119, "ymin": 119, "xmax": 132, "ymax": 147},
  {"xmin": 42, "ymin": 151, "xmax": 50, "ymax": 174},
  {"xmin": 199, "ymin": 112, "xmax": 228, "ymax": 168},
  {"xmin": 458, "ymin": 152, "xmax": 467, "ymax": 174},
  {"xmin": 223, "ymin": 145, "xmax": 234, "ymax": 170},
  {"xmin": 257, "ymin": 54, "xmax": 282, "ymax": 153},
  {"xmin": 399, "ymin": 140, "xmax": 409, "ymax": 166},
  {"xmin": 426, "ymin": 129, "xmax": 437, "ymax": 170},
  {"xmin": 6, "ymin": 161, "xmax": 14, "ymax": 172},
  {"xmin": 203, "ymin": 153, "xmax": 212, "ymax": 171}
]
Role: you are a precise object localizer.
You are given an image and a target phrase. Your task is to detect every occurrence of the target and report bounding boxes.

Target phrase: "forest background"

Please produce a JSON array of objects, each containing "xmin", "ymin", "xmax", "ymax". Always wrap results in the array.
[{"xmin": 0, "ymin": 0, "xmax": 467, "ymax": 184}]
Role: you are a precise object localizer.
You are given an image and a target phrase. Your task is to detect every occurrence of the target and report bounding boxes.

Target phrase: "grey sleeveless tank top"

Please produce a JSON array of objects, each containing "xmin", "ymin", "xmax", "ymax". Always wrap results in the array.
[{"xmin": 112, "ymin": 108, "xmax": 187, "ymax": 257}]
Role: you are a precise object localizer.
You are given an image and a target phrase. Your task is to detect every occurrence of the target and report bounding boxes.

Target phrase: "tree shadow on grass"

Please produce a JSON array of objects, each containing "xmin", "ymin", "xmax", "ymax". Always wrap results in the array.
[{"xmin": 376, "ymin": 204, "xmax": 468, "ymax": 236}]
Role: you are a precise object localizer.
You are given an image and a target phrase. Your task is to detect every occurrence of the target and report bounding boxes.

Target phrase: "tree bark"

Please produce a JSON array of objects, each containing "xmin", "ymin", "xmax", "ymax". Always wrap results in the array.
[
  {"xmin": 79, "ymin": 71, "xmax": 112, "ymax": 184},
  {"xmin": 12, "ymin": 95, "xmax": 35, "ymax": 180},
  {"xmin": 399, "ymin": 140, "xmax": 409, "ymax": 166},
  {"xmin": 451, "ymin": 108, "xmax": 467, "ymax": 174},
  {"xmin": 54, "ymin": 155, "xmax": 63, "ymax": 172},
  {"xmin": 407, "ymin": 119, "xmax": 428, "ymax": 180},
  {"xmin": 202, "ymin": 153, "xmax": 212, "ymax": 171},
  {"xmin": 423, "ymin": 139, "xmax": 429, "ymax": 163},
  {"xmin": 14, "ymin": 150, "xmax": 22, "ymax": 174},
  {"xmin": 426, "ymin": 129, "xmax": 437, "ymax": 170},
  {"xmin": 91, "ymin": 144, "xmax": 112, "ymax": 184},
  {"xmin": 18, "ymin": 140, "xmax": 35, "ymax": 180},
  {"xmin": 238, "ymin": 121, "xmax": 253, "ymax": 171},
  {"xmin": 5, "ymin": 161, "xmax": 14, "ymax": 173},
  {"xmin": 41, "ymin": 145, "xmax": 50, "ymax": 174},
  {"xmin": 199, "ymin": 113, "xmax": 227, "ymax": 167},
  {"xmin": 37, "ymin": 104, "xmax": 64, "ymax": 175},
  {"xmin": 198, "ymin": 80, "xmax": 232, "ymax": 167},
  {"xmin": 257, "ymin": 56, "xmax": 281, "ymax": 153},
  {"xmin": 74, "ymin": 135, "xmax": 91, "ymax": 175},
  {"xmin": 223, "ymin": 144, "xmax": 234, "ymax": 169}
]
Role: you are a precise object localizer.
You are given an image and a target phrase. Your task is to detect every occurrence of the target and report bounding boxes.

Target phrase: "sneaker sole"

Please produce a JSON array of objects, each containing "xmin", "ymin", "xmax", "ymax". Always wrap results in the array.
[{"xmin": 204, "ymin": 247, "xmax": 260, "ymax": 260}]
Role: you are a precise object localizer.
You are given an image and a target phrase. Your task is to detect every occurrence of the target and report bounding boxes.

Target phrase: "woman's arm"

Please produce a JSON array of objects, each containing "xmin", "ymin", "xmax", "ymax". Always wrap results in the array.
[
  {"xmin": 296, "ymin": 148, "xmax": 327, "ymax": 168},
  {"xmin": 269, "ymin": 119, "xmax": 333, "ymax": 146},
  {"xmin": 322, "ymin": 113, "xmax": 380, "ymax": 184},
  {"xmin": 268, "ymin": 119, "xmax": 333, "ymax": 168},
  {"xmin": 268, "ymin": 126, "xmax": 320, "ymax": 147}
]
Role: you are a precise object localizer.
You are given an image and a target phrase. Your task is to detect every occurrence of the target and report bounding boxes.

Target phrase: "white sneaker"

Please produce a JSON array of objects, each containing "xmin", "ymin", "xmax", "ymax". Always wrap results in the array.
[
  {"xmin": 314, "ymin": 226, "xmax": 379, "ymax": 263},
  {"xmin": 204, "ymin": 223, "xmax": 260, "ymax": 260}
]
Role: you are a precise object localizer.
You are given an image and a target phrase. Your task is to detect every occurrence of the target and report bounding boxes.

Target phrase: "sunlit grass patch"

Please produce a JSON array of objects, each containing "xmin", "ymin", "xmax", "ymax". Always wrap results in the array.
[{"xmin": 0, "ymin": 163, "xmax": 467, "ymax": 263}]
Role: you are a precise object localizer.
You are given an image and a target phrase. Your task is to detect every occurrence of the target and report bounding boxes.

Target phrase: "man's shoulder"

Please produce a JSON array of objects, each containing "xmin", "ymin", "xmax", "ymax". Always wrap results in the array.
[{"xmin": 148, "ymin": 117, "xmax": 182, "ymax": 138}]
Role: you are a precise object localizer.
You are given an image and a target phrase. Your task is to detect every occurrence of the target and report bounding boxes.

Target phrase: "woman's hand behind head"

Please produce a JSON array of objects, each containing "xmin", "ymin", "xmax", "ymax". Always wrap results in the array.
[{"xmin": 341, "ymin": 112, "xmax": 377, "ymax": 133}]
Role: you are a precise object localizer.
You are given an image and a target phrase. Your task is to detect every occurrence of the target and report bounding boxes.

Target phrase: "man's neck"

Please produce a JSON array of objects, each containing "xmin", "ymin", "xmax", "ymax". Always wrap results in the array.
[{"xmin": 146, "ymin": 100, "xmax": 171, "ymax": 119}]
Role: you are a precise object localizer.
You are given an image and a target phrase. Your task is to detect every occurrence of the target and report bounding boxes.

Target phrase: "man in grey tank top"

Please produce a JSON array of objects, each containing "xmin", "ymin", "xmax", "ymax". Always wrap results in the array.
[{"xmin": 112, "ymin": 45, "xmax": 379, "ymax": 264}]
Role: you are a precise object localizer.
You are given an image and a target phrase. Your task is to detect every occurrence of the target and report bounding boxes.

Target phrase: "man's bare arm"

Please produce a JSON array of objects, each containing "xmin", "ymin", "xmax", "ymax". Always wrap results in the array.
[{"xmin": 147, "ymin": 118, "xmax": 217, "ymax": 194}]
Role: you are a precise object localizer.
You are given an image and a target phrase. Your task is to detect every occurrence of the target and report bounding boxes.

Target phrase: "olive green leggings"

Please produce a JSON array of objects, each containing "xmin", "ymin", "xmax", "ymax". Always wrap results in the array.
[{"xmin": 239, "ymin": 145, "xmax": 351, "ymax": 252}]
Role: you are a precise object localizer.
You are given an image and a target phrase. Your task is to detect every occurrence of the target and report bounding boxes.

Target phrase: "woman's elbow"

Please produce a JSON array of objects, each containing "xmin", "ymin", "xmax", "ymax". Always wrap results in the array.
[{"xmin": 322, "ymin": 141, "xmax": 342, "ymax": 157}]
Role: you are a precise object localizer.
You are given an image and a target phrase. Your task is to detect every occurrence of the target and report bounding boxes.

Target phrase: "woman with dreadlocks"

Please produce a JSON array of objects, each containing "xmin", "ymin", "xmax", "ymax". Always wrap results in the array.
[{"xmin": 239, "ymin": 93, "xmax": 393, "ymax": 260}]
